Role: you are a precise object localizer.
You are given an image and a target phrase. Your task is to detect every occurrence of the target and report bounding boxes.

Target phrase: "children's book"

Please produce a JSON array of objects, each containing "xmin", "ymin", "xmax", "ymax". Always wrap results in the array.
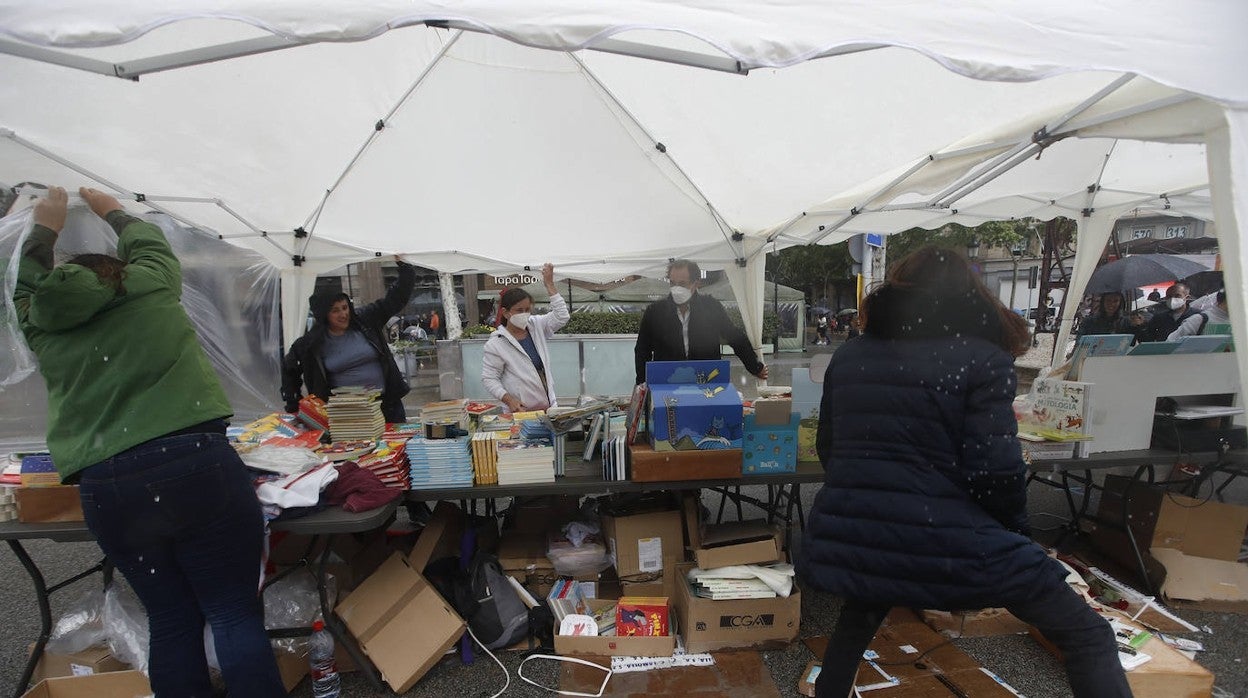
[
  {"xmin": 1172, "ymin": 334, "xmax": 1232, "ymax": 354},
  {"xmin": 1068, "ymin": 334, "xmax": 1133, "ymax": 380},
  {"xmin": 1127, "ymin": 341, "xmax": 1180, "ymax": 356}
]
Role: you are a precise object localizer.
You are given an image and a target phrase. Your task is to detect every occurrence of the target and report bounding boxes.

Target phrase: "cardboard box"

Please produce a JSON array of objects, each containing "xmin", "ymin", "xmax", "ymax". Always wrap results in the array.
[
  {"xmin": 269, "ymin": 529, "xmax": 391, "ymax": 592},
  {"xmin": 628, "ymin": 443, "xmax": 742, "ymax": 482},
  {"xmin": 693, "ymin": 519, "xmax": 784, "ymax": 569},
  {"xmin": 752, "ymin": 398, "xmax": 794, "ymax": 426},
  {"xmin": 1092, "ymin": 475, "xmax": 1248, "ymax": 563},
  {"xmin": 919, "ymin": 608, "xmax": 1030, "ymax": 638},
  {"xmin": 804, "ymin": 610, "xmax": 1026, "ymax": 697},
  {"xmin": 497, "ymin": 526, "xmax": 559, "ymax": 595},
  {"xmin": 554, "ymin": 598, "xmax": 677, "ymax": 657},
  {"xmin": 742, "ymin": 413, "xmax": 799, "ymax": 475},
  {"xmin": 334, "ymin": 553, "xmax": 465, "ymax": 693},
  {"xmin": 407, "ymin": 501, "xmax": 467, "ymax": 572},
  {"xmin": 1152, "ymin": 548, "xmax": 1248, "ymax": 611},
  {"xmin": 600, "ymin": 507, "xmax": 685, "ymax": 578},
  {"xmin": 20, "ymin": 671, "xmax": 151, "ymax": 698},
  {"xmin": 674, "ymin": 563, "xmax": 800, "ymax": 653},
  {"xmin": 273, "ymin": 645, "xmax": 308, "ymax": 693},
  {"xmin": 29, "ymin": 645, "xmax": 128, "ymax": 683},
  {"xmin": 646, "ymin": 360, "xmax": 743, "ymax": 452},
  {"xmin": 15, "ymin": 486, "xmax": 83, "ymax": 523},
  {"xmin": 1028, "ymin": 622, "xmax": 1214, "ymax": 698}
]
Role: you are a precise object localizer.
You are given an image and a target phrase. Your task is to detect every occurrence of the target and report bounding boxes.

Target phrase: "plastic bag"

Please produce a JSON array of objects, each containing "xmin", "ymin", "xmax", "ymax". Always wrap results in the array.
[
  {"xmin": 547, "ymin": 537, "xmax": 612, "ymax": 577},
  {"xmin": 262, "ymin": 569, "xmax": 336, "ymax": 654},
  {"xmin": 45, "ymin": 587, "xmax": 108, "ymax": 655},
  {"xmin": 103, "ymin": 584, "xmax": 150, "ymax": 674}
]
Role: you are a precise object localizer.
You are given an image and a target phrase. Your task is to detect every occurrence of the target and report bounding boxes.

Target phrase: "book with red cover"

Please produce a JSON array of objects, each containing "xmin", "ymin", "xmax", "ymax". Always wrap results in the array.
[
  {"xmin": 625, "ymin": 383, "xmax": 648, "ymax": 445},
  {"xmin": 616, "ymin": 596, "xmax": 669, "ymax": 637}
]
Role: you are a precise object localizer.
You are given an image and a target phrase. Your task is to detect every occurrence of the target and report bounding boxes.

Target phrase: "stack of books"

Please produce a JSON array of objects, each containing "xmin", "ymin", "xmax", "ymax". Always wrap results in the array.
[
  {"xmin": 406, "ymin": 435, "xmax": 474, "ymax": 490},
  {"xmin": 297, "ymin": 395, "xmax": 330, "ymax": 432},
  {"xmin": 326, "ymin": 387, "xmax": 385, "ymax": 441},
  {"xmin": 547, "ymin": 579, "xmax": 590, "ymax": 623},
  {"xmin": 382, "ymin": 423, "xmax": 422, "ymax": 441},
  {"xmin": 355, "ymin": 441, "xmax": 411, "ymax": 489},
  {"xmin": 470, "ymin": 431, "xmax": 499, "ymax": 485},
  {"xmin": 421, "ymin": 399, "xmax": 469, "ymax": 430},
  {"xmin": 495, "ymin": 440, "xmax": 555, "ymax": 485},
  {"xmin": 315, "ymin": 440, "xmax": 377, "ymax": 462},
  {"xmin": 0, "ymin": 485, "xmax": 17, "ymax": 522},
  {"xmin": 516, "ymin": 416, "xmax": 553, "ymax": 441},
  {"xmin": 690, "ymin": 575, "xmax": 777, "ymax": 600},
  {"xmin": 601, "ymin": 435, "xmax": 628, "ymax": 481},
  {"xmin": 2, "ymin": 453, "xmax": 28, "ymax": 486},
  {"xmin": 477, "ymin": 413, "xmax": 514, "ymax": 435}
]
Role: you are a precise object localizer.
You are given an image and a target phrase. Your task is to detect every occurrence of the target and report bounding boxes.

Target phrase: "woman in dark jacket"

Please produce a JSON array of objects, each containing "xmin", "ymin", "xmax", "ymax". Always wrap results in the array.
[
  {"xmin": 282, "ymin": 257, "xmax": 416, "ymax": 423},
  {"xmin": 800, "ymin": 247, "xmax": 1130, "ymax": 698},
  {"xmin": 1078, "ymin": 291, "xmax": 1129, "ymax": 336}
]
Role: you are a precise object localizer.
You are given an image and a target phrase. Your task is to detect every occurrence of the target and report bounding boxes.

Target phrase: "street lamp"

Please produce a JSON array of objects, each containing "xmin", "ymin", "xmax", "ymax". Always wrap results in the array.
[{"xmin": 965, "ymin": 237, "xmax": 981, "ymax": 260}]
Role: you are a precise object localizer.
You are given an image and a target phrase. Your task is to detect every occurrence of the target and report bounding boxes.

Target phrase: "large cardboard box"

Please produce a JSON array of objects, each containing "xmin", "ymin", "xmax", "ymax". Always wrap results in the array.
[
  {"xmin": 29, "ymin": 645, "xmax": 128, "ymax": 683},
  {"xmin": 674, "ymin": 562, "xmax": 800, "ymax": 653},
  {"xmin": 693, "ymin": 520, "xmax": 784, "ymax": 570},
  {"xmin": 1028, "ymin": 623, "xmax": 1214, "ymax": 698},
  {"xmin": 15, "ymin": 486, "xmax": 83, "ymax": 523},
  {"xmin": 273, "ymin": 645, "xmax": 308, "ymax": 693},
  {"xmin": 600, "ymin": 507, "xmax": 685, "ymax": 578},
  {"xmin": 1091, "ymin": 475, "xmax": 1248, "ymax": 608},
  {"xmin": 334, "ymin": 553, "xmax": 465, "ymax": 693},
  {"xmin": 742, "ymin": 413, "xmax": 799, "ymax": 475},
  {"xmin": 646, "ymin": 360, "xmax": 742, "ymax": 452},
  {"xmin": 554, "ymin": 598, "xmax": 677, "ymax": 657},
  {"xmin": 497, "ymin": 526, "xmax": 558, "ymax": 597},
  {"xmin": 269, "ymin": 529, "xmax": 391, "ymax": 592},
  {"xmin": 628, "ymin": 443, "xmax": 742, "ymax": 482},
  {"xmin": 752, "ymin": 398, "xmax": 794, "ymax": 426},
  {"xmin": 20, "ymin": 671, "xmax": 151, "ymax": 698}
]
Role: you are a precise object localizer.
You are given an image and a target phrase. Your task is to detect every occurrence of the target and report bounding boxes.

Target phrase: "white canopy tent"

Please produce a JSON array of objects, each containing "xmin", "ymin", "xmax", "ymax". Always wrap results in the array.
[{"xmin": 0, "ymin": 2, "xmax": 1244, "ymax": 410}]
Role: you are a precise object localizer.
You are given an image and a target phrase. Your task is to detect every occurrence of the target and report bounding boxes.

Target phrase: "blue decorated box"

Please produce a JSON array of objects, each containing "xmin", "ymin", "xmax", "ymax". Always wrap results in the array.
[
  {"xmin": 742, "ymin": 413, "xmax": 799, "ymax": 474},
  {"xmin": 645, "ymin": 360, "xmax": 742, "ymax": 452}
]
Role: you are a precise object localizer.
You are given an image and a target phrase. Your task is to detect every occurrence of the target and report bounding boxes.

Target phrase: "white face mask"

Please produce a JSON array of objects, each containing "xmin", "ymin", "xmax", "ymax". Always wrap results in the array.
[
  {"xmin": 670, "ymin": 286, "xmax": 694, "ymax": 305},
  {"xmin": 1167, "ymin": 296, "xmax": 1186, "ymax": 311},
  {"xmin": 508, "ymin": 312, "xmax": 531, "ymax": 329}
]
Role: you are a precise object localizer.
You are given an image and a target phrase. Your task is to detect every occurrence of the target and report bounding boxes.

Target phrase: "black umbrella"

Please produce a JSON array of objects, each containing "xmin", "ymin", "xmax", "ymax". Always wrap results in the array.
[
  {"xmin": 1085, "ymin": 254, "xmax": 1208, "ymax": 295},
  {"xmin": 1182, "ymin": 270, "xmax": 1223, "ymax": 298}
]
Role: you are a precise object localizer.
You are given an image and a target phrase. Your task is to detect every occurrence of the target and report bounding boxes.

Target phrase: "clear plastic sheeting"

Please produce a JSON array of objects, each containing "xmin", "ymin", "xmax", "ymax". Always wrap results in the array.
[{"xmin": 0, "ymin": 202, "xmax": 283, "ymax": 446}]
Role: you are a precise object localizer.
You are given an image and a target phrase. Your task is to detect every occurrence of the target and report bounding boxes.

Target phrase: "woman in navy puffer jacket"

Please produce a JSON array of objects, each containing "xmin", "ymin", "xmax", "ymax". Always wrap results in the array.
[{"xmin": 800, "ymin": 246, "xmax": 1130, "ymax": 698}]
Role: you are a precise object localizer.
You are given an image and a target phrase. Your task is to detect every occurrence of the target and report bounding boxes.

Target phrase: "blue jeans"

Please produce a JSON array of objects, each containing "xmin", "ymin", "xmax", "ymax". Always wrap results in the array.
[
  {"xmin": 817, "ymin": 578, "xmax": 1132, "ymax": 698},
  {"xmin": 78, "ymin": 433, "xmax": 284, "ymax": 698}
]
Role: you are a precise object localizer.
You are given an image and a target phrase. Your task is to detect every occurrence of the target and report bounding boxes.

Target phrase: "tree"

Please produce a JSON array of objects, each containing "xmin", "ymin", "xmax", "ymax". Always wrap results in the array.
[
  {"xmin": 765, "ymin": 243, "xmax": 854, "ymax": 305},
  {"xmin": 884, "ymin": 219, "xmax": 1031, "ymax": 273}
]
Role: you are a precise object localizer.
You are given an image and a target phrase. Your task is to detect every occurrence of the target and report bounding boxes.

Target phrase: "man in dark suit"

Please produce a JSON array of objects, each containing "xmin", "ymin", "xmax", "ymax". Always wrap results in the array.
[{"xmin": 633, "ymin": 259, "xmax": 768, "ymax": 384}]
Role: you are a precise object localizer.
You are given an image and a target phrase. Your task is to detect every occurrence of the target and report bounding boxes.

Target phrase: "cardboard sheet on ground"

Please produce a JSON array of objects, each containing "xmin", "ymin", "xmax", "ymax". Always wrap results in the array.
[
  {"xmin": 803, "ymin": 609, "xmax": 1023, "ymax": 697},
  {"xmin": 559, "ymin": 651, "xmax": 779, "ymax": 697},
  {"xmin": 1152, "ymin": 548, "xmax": 1248, "ymax": 613}
]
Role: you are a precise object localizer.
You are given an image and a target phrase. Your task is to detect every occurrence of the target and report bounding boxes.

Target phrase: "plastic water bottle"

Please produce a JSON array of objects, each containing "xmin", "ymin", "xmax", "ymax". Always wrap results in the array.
[{"xmin": 308, "ymin": 620, "xmax": 341, "ymax": 698}]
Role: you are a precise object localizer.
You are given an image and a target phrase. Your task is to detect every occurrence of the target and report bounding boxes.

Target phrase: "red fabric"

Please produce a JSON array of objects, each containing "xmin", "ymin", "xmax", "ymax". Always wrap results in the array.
[{"xmin": 324, "ymin": 461, "xmax": 402, "ymax": 513}]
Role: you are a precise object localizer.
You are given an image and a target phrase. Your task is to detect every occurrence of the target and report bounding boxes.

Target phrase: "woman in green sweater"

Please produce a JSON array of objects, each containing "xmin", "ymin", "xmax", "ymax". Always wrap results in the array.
[{"xmin": 16, "ymin": 186, "xmax": 283, "ymax": 697}]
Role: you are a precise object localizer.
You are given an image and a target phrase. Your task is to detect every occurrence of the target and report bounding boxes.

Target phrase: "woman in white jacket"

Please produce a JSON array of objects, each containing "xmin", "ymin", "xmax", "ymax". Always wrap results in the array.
[{"xmin": 482, "ymin": 263, "xmax": 570, "ymax": 412}]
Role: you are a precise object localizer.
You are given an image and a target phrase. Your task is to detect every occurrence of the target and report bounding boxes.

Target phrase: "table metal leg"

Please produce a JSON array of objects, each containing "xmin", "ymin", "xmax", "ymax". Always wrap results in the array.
[
  {"xmin": 315, "ymin": 534, "xmax": 385, "ymax": 690},
  {"xmin": 6, "ymin": 541, "xmax": 109, "ymax": 698}
]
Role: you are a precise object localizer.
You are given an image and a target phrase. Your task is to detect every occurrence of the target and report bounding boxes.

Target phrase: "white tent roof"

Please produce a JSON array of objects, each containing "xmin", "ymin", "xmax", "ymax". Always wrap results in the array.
[{"xmin": 0, "ymin": 2, "xmax": 1244, "ymax": 371}]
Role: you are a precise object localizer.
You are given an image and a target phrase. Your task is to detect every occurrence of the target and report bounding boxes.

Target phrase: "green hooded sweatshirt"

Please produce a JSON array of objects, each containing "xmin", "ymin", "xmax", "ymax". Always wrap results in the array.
[{"xmin": 14, "ymin": 211, "xmax": 232, "ymax": 482}]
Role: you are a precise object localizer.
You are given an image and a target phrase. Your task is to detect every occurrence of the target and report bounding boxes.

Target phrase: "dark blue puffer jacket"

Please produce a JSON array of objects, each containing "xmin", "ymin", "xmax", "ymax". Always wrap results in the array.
[{"xmin": 799, "ymin": 286, "xmax": 1065, "ymax": 611}]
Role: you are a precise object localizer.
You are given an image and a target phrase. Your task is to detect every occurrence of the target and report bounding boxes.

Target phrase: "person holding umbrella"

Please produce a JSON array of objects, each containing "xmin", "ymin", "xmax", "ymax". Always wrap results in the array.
[{"xmin": 1078, "ymin": 292, "xmax": 1130, "ymax": 336}]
